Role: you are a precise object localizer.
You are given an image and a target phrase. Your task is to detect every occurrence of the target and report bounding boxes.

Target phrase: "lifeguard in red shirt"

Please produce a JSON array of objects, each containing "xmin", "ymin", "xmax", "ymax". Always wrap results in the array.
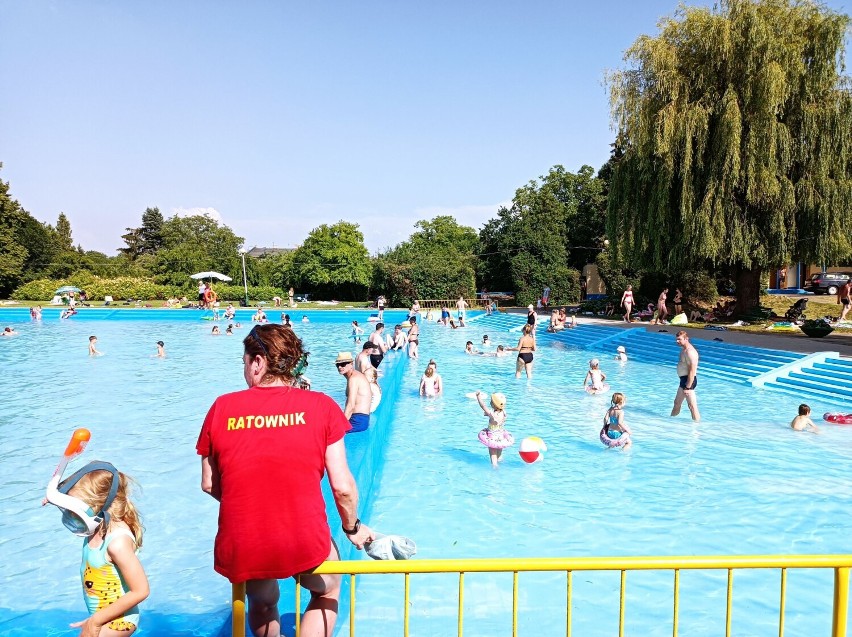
[{"xmin": 197, "ymin": 324, "xmax": 374, "ymax": 637}]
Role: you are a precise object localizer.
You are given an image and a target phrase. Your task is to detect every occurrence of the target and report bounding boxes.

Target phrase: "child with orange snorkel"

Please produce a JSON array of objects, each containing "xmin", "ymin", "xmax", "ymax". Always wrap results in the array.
[{"xmin": 44, "ymin": 430, "xmax": 149, "ymax": 636}]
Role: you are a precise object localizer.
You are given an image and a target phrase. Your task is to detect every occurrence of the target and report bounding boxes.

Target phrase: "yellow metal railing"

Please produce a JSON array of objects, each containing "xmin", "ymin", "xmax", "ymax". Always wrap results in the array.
[{"xmin": 231, "ymin": 555, "xmax": 852, "ymax": 637}]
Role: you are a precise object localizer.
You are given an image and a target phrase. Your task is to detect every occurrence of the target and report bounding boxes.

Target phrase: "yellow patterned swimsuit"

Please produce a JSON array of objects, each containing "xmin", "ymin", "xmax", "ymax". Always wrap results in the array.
[{"xmin": 81, "ymin": 529, "xmax": 140, "ymax": 631}]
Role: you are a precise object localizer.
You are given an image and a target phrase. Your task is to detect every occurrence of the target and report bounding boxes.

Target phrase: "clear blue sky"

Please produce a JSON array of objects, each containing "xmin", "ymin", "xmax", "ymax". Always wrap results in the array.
[{"xmin": 1, "ymin": 0, "xmax": 849, "ymax": 255}]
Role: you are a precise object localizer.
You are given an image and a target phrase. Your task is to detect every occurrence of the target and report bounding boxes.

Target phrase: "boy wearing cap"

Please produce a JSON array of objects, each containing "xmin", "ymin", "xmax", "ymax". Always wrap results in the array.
[
  {"xmin": 335, "ymin": 352, "xmax": 371, "ymax": 432},
  {"xmin": 615, "ymin": 346, "xmax": 627, "ymax": 362}
]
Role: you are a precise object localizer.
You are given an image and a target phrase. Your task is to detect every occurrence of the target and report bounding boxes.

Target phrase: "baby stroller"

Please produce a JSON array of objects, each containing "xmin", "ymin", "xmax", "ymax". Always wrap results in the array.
[{"xmin": 784, "ymin": 298, "xmax": 808, "ymax": 323}]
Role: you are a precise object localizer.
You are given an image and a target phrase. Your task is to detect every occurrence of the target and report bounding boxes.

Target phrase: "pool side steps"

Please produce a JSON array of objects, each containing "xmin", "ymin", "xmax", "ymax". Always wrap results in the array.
[{"xmin": 750, "ymin": 351, "xmax": 840, "ymax": 388}]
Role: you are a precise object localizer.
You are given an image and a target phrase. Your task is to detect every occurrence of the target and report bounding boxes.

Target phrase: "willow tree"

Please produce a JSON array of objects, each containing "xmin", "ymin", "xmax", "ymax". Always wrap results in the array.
[{"xmin": 607, "ymin": 0, "xmax": 852, "ymax": 311}]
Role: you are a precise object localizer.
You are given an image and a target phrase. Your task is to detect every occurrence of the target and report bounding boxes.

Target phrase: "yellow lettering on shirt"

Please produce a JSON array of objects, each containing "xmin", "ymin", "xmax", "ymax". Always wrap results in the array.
[{"xmin": 224, "ymin": 412, "xmax": 307, "ymax": 432}]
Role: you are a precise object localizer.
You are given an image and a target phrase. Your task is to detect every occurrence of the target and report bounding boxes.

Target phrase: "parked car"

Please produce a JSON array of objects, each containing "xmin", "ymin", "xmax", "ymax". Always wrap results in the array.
[{"xmin": 805, "ymin": 271, "xmax": 852, "ymax": 295}]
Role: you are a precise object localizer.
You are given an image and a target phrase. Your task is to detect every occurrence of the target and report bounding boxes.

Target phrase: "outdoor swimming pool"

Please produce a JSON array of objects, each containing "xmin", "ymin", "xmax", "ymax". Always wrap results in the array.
[{"xmin": 0, "ymin": 310, "xmax": 849, "ymax": 636}]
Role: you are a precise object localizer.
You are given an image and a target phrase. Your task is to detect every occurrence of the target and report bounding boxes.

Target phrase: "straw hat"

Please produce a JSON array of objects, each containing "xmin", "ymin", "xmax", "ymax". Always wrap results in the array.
[
  {"xmin": 490, "ymin": 393, "xmax": 506, "ymax": 410},
  {"xmin": 335, "ymin": 352, "xmax": 354, "ymax": 364}
]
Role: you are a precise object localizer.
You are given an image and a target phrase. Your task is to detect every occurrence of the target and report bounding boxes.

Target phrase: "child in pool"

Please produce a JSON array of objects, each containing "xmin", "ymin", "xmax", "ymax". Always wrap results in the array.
[
  {"xmin": 615, "ymin": 345, "xmax": 628, "ymax": 362},
  {"xmin": 88, "ymin": 335, "xmax": 102, "ymax": 357},
  {"xmin": 790, "ymin": 404, "xmax": 820, "ymax": 433},
  {"xmin": 419, "ymin": 363, "xmax": 442, "ymax": 396},
  {"xmin": 352, "ymin": 321, "xmax": 364, "ymax": 343},
  {"xmin": 475, "ymin": 391, "xmax": 514, "ymax": 467},
  {"xmin": 60, "ymin": 464, "xmax": 149, "ymax": 635},
  {"xmin": 583, "ymin": 359, "xmax": 607, "ymax": 392},
  {"xmin": 601, "ymin": 392, "xmax": 632, "ymax": 448}
]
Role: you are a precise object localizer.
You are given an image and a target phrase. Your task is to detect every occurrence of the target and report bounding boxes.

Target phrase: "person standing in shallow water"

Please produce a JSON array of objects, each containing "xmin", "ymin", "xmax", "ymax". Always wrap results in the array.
[
  {"xmin": 197, "ymin": 324, "xmax": 374, "ymax": 637},
  {"xmin": 671, "ymin": 330, "xmax": 700, "ymax": 422}
]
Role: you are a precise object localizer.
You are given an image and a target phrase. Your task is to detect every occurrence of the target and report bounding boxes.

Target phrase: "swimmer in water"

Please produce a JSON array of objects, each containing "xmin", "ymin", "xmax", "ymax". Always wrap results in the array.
[
  {"xmin": 88, "ymin": 335, "xmax": 102, "ymax": 356},
  {"xmin": 790, "ymin": 404, "xmax": 820, "ymax": 433},
  {"xmin": 155, "ymin": 341, "xmax": 165, "ymax": 357},
  {"xmin": 211, "ymin": 326, "xmax": 220, "ymax": 335},
  {"xmin": 583, "ymin": 359, "xmax": 607, "ymax": 392}
]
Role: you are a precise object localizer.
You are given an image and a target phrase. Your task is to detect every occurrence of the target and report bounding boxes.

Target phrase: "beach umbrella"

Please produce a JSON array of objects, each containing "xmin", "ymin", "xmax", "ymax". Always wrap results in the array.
[
  {"xmin": 189, "ymin": 272, "xmax": 233, "ymax": 282},
  {"xmin": 55, "ymin": 285, "xmax": 82, "ymax": 294}
]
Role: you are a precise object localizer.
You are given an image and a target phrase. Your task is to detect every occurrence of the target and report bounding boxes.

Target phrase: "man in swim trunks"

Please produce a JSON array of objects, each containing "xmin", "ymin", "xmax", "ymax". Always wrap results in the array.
[
  {"xmin": 355, "ymin": 342, "xmax": 374, "ymax": 372},
  {"xmin": 671, "ymin": 330, "xmax": 700, "ymax": 422},
  {"xmin": 368, "ymin": 323, "xmax": 388, "ymax": 368},
  {"xmin": 336, "ymin": 351, "xmax": 372, "ymax": 432},
  {"xmin": 456, "ymin": 296, "xmax": 468, "ymax": 320},
  {"xmin": 838, "ymin": 278, "xmax": 852, "ymax": 322}
]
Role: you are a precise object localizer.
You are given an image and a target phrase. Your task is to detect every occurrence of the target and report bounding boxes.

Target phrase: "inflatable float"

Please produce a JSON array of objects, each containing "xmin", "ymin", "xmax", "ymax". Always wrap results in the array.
[
  {"xmin": 600, "ymin": 426, "xmax": 630, "ymax": 448},
  {"xmin": 478, "ymin": 427, "xmax": 515, "ymax": 449},
  {"xmin": 823, "ymin": 413, "xmax": 852, "ymax": 425}
]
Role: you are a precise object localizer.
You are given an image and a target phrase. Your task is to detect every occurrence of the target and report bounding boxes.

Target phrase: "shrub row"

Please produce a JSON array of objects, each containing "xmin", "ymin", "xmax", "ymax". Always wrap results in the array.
[{"xmin": 12, "ymin": 277, "xmax": 285, "ymax": 303}]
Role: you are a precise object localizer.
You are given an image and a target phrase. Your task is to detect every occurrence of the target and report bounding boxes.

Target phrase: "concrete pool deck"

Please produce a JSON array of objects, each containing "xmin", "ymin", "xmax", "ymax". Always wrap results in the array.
[{"xmin": 576, "ymin": 316, "xmax": 852, "ymax": 357}]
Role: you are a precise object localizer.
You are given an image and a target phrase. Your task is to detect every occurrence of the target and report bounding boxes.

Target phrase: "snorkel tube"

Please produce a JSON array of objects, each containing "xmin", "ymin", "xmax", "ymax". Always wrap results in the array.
[{"xmin": 49, "ymin": 428, "xmax": 91, "ymax": 486}]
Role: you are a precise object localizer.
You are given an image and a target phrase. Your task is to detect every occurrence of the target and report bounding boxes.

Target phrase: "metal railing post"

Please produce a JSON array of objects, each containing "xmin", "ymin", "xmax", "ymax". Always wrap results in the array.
[
  {"xmin": 832, "ymin": 567, "xmax": 849, "ymax": 637},
  {"xmin": 231, "ymin": 582, "xmax": 246, "ymax": 637}
]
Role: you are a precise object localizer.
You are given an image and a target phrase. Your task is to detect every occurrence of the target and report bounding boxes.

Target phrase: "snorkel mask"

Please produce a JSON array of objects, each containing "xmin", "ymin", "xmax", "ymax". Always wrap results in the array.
[
  {"xmin": 47, "ymin": 461, "xmax": 119, "ymax": 536},
  {"xmin": 44, "ymin": 429, "xmax": 119, "ymax": 536}
]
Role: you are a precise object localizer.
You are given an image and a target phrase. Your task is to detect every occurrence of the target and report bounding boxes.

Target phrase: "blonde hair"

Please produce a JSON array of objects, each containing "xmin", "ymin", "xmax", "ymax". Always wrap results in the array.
[
  {"xmin": 69, "ymin": 468, "xmax": 144, "ymax": 547},
  {"xmin": 611, "ymin": 392, "xmax": 626, "ymax": 407}
]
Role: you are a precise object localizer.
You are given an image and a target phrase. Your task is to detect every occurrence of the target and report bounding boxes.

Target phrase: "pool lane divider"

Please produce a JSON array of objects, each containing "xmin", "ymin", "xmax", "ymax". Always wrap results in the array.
[{"xmin": 275, "ymin": 349, "xmax": 410, "ymax": 633}]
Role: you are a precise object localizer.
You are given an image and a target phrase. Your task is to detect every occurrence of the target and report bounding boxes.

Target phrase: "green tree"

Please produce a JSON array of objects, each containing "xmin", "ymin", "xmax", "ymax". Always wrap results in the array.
[
  {"xmin": 377, "ymin": 216, "xmax": 479, "ymax": 305},
  {"xmin": 478, "ymin": 177, "xmax": 581, "ymax": 305},
  {"xmin": 291, "ymin": 221, "xmax": 372, "ymax": 300},
  {"xmin": 0, "ymin": 166, "xmax": 60, "ymax": 295},
  {"xmin": 140, "ymin": 207, "xmax": 164, "ymax": 254},
  {"xmin": 607, "ymin": 0, "xmax": 852, "ymax": 312},
  {"xmin": 539, "ymin": 165, "xmax": 608, "ymax": 270},
  {"xmin": 56, "ymin": 212, "xmax": 73, "ymax": 251},
  {"xmin": 155, "ymin": 215, "xmax": 244, "ymax": 285},
  {"xmin": 120, "ymin": 207, "xmax": 164, "ymax": 259}
]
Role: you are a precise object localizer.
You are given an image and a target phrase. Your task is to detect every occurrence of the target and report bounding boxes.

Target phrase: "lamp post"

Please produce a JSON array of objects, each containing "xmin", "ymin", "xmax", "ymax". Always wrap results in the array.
[{"xmin": 239, "ymin": 249, "xmax": 249, "ymax": 307}]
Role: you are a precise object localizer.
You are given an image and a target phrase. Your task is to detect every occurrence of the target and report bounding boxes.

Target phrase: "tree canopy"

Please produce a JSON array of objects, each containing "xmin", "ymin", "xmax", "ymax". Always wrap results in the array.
[
  {"xmin": 290, "ymin": 221, "xmax": 372, "ymax": 300},
  {"xmin": 607, "ymin": 0, "xmax": 852, "ymax": 310},
  {"xmin": 155, "ymin": 214, "xmax": 244, "ymax": 285},
  {"xmin": 476, "ymin": 165, "xmax": 606, "ymax": 305},
  {"xmin": 375, "ymin": 216, "xmax": 478, "ymax": 306}
]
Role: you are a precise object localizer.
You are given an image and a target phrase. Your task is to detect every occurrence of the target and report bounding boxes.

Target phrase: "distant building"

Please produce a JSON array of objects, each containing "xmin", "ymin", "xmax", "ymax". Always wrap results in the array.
[{"xmin": 246, "ymin": 246, "xmax": 294, "ymax": 258}]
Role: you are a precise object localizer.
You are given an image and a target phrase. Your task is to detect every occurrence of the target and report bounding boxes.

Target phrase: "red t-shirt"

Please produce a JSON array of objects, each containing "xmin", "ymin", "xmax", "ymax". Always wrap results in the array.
[{"xmin": 196, "ymin": 385, "xmax": 350, "ymax": 583}]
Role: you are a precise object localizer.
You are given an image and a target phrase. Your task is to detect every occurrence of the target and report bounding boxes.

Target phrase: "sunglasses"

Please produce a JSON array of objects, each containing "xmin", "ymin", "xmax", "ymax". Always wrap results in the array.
[
  {"xmin": 248, "ymin": 326, "xmax": 271, "ymax": 358},
  {"xmin": 335, "ymin": 361, "xmax": 351, "ymax": 368}
]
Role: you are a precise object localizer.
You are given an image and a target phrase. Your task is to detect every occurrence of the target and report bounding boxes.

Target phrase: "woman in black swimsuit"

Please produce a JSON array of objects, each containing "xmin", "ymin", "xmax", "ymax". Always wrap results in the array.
[{"xmin": 510, "ymin": 324, "xmax": 536, "ymax": 379}]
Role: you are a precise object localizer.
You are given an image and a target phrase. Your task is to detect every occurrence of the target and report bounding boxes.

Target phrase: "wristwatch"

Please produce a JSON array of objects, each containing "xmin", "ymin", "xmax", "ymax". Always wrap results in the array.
[{"xmin": 342, "ymin": 519, "xmax": 361, "ymax": 535}]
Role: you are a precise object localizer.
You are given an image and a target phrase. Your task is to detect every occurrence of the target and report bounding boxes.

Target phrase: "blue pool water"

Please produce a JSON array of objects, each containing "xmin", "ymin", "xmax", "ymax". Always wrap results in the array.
[{"xmin": 0, "ymin": 310, "xmax": 850, "ymax": 636}]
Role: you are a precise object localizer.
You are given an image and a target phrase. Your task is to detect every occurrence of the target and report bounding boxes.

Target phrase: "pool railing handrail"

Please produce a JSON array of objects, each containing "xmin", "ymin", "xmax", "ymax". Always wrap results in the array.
[
  {"xmin": 230, "ymin": 553, "xmax": 852, "ymax": 637},
  {"xmin": 416, "ymin": 298, "xmax": 493, "ymax": 311}
]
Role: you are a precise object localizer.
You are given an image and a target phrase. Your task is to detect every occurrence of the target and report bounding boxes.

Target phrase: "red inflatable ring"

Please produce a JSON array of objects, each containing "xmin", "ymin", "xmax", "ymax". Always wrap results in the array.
[{"xmin": 823, "ymin": 413, "xmax": 852, "ymax": 425}]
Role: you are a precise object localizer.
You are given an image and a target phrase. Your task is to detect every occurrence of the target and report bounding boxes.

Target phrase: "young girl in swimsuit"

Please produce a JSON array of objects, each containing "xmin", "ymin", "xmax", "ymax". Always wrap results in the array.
[
  {"xmin": 419, "ymin": 365, "xmax": 442, "ymax": 397},
  {"xmin": 61, "ymin": 465, "xmax": 149, "ymax": 635},
  {"xmin": 583, "ymin": 359, "xmax": 608, "ymax": 393},
  {"xmin": 475, "ymin": 391, "xmax": 514, "ymax": 467},
  {"xmin": 351, "ymin": 320, "xmax": 364, "ymax": 343},
  {"xmin": 601, "ymin": 392, "xmax": 632, "ymax": 448}
]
